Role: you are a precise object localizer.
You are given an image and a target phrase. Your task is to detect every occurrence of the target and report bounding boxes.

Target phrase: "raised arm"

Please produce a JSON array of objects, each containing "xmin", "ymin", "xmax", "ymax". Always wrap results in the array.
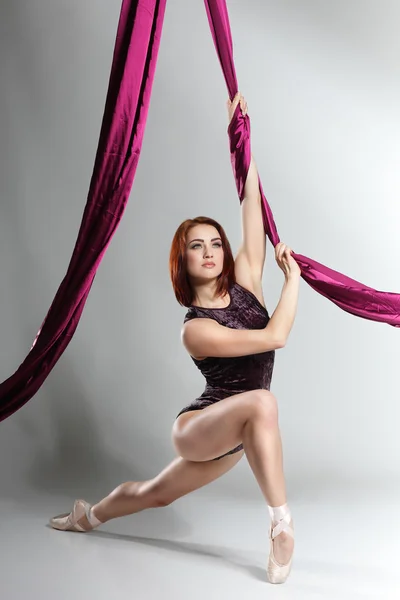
[
  {"xmin": 237, "ymin": 153, "xmax": 265, "ymax": 277},
  {"xmin": 227, "ymin": 94, "xmax": 266, "ymax": 296}
]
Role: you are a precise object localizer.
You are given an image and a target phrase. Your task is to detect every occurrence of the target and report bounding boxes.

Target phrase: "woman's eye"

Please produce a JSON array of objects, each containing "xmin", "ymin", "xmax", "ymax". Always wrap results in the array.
[{"xmin": 191, "ymin": 243, "xmax": 222, "ymax": 249}]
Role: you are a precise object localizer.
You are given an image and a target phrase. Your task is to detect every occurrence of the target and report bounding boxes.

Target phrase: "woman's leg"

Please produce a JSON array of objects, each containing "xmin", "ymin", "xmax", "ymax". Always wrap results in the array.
[
  {"xmin": 172, "ymin": 389, "xmax": 293, "ymax": 566},
  {"xmin": 58, "ymin": 448, "xmax": 244, "ymax": 529},
  {"xmin": 92, "ymin": 448, "xmax": 244, "ymax": 522}
]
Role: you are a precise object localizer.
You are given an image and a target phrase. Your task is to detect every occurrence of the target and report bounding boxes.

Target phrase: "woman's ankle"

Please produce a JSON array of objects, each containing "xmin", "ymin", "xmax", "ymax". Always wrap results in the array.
[
  {"xmin": 87, "ymin": 505, "xmax": 104, "ymax": 527},
  {"xmin": 268, "ymin": 502, "xmax": 290, "ymax": 522}
]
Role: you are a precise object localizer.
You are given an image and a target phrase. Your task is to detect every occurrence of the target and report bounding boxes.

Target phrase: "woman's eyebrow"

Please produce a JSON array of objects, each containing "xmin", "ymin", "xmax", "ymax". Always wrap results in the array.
[{"xmin": 188, "ymin": 237, "xmax": 222, "ymax": 244}]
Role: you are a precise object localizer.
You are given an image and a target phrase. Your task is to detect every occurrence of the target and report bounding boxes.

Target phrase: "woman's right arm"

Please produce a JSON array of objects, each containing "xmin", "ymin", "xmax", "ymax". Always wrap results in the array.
[
  {"xmin": 267, "ymin": 273, "xmax": 300, "ymax": 347},
  {"xmin": 181, "ymin": 273, "xmax": 300, "ymax": 359}
]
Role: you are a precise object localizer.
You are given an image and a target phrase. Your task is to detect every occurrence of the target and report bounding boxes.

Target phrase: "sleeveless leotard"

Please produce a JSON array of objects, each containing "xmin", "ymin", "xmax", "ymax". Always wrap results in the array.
[{"xmin": 176, "ymin": 282, "xmax": 275, "ymax": 461}]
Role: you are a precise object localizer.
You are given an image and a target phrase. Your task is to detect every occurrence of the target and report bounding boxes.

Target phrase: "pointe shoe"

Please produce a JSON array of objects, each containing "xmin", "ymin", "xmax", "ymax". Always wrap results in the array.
[
  {"xmin": 49, "ymin": 499, "xmax": 95, "ymax": 532},
  {"xmin": 266, "ymin": 515, "xmax": 294, "ymax": 584}
]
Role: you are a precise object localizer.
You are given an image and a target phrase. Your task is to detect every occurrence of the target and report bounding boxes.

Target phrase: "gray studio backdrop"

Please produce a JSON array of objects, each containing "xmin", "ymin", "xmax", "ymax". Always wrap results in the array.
[{"xmin": 0, "ymin": 0, "xmax": 399, "ymax": 505}]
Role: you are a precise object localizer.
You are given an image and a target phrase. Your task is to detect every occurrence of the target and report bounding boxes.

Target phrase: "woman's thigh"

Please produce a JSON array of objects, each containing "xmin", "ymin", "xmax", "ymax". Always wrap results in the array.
[
  {"xmin": 143, "ymin": 449, "xmax": 245, "ymax": 506},
  {"xmin": 172, "ymin": 389, "xmax": 276, "ymax": 462}
]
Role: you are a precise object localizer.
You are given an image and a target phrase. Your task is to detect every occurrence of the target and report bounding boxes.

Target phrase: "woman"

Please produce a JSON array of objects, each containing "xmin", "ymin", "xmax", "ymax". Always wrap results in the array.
[{"xmin": 50, "ymin": 93, "xmax": 301, "ymax": 585}]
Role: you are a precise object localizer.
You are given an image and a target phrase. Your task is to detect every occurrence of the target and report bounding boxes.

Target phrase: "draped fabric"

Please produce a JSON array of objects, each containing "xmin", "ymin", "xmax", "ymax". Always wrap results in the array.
[
  {"xmin": 0, "ymin": 0, "xmax": 167, "ymax": 422},
  {"xmin": 204, "ymin": 0, "xmax": 400, "ymax": 328},
  {"xmin": 0, "ymin": 0, "xmax": 398, "ymax": 422}
]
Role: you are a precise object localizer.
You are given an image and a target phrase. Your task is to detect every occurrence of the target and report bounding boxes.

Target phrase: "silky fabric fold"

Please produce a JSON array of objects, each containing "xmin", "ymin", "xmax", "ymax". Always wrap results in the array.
[
  {"xmin": 204, "ymin": 0, "xmax": 400, "ymax": 327},
  {"xmin": 0, "ymin": 0, "xmax": 167, "ymax": 421}
]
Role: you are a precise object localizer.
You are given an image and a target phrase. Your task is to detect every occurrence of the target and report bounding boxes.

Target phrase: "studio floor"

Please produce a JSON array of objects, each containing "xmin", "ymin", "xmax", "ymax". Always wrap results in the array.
[{"xmin": 1, "ymin": 488, "xmax": 399, "ymax": 600}]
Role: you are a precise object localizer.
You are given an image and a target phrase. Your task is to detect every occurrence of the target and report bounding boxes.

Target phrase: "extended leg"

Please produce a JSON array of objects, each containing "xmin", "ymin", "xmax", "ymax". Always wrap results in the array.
[
  {"xmin": 92, "ymin": 449, "xmax": 243, "ymax": 523},
  {"xmin": 49, "ymin": 449, "xmax": 243, "ymax": 531}
]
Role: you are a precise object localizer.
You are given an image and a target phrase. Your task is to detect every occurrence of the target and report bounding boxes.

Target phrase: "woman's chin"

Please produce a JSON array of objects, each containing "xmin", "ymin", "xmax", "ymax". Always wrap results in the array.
[{"xmin": 190, "ymin": 272, "xmax": 220, "ymax": 283}]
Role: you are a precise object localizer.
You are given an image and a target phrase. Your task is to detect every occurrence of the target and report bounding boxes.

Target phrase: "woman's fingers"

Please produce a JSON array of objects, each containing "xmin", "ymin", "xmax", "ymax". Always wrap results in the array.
[
  {"xmin": 228, "ymin": 92, "xmax": 241, "ymax": 122},
  {"xmin": 275, "ymin": 243, "xmax": 292, "ymax": 265},
  {"xmin": 275, "ymin": 242, "xmax": 296, "ymax": 277},
  {"xmin": 239, "ymin": 95, "xmax": 247, "ymax": 115},
  {"xmin": 228, "ymin": 93, "xmax": 248, "ymax": 117},
  {"xmin": 232, "ymin": 92, "xmax": 241, "ymax": 107},
  {"xmin": 230, "ymin": 93, "xmax": 245, "ymax": 109}
]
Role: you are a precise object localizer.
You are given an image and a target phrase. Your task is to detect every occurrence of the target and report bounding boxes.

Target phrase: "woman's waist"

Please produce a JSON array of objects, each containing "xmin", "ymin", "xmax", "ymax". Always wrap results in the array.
[{"xmin": 202, "ymin": 382, "xmax": 270, "ymax": 398}]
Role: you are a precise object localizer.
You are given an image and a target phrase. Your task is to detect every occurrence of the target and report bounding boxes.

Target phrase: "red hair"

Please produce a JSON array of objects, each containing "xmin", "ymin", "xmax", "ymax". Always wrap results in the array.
[{"xmin": 169, "ymin": 216, "xmax": 236, "ymax": 307}]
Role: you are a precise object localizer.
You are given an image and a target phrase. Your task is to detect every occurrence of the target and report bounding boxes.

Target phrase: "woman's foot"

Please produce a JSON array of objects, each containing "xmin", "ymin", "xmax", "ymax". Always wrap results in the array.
[
  {"xmin": 267, "ymin": 506, "xmax": 294, "ymax": 584},
  {"xmin": 49, "ymin": 499, "xmax": 102, "ymax": 532},
  {"xmin": 271, "ymin": 518, "xmax": 294, "ymax": 565}
]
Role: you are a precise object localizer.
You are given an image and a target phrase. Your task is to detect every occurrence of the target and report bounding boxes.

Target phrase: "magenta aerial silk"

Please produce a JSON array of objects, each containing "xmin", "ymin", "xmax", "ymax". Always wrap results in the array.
[
  {"xmin": 0, "ymin": 0, "xmax": 398, "ymax": 422},
  {"xmin": 0, "ymin": 0, "xmax": 167, "ymax": 422},
  {"xmin": 204, "ymin": 0, "xmax": 400, "ymax": 328}
]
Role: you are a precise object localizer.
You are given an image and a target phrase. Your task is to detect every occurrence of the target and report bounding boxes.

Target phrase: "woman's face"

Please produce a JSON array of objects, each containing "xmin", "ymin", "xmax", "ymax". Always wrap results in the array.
[{"xmin": 185, "ymin": 224, "xmax": 224, "ymax": 281}]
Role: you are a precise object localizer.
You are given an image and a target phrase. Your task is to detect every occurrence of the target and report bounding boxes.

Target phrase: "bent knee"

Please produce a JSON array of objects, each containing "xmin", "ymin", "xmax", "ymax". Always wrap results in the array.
[{"xmin": 248, "ymin": 390, "xmax": 278, "ymax": 424}]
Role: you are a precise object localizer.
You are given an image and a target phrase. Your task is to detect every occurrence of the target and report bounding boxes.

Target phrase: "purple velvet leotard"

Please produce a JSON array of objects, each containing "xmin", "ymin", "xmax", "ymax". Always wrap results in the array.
[{"xmin": 176, "ymin": 282, "xmax": 275, "ymax": 461}]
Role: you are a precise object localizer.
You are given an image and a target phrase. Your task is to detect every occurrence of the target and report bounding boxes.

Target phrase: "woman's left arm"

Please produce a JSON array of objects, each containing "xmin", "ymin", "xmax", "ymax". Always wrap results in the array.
[
  {"xmin": 227, "ymin": 93, "xmax": 266, "ymax": 292},
  {"xmin": 236, "ymin": 153, "xmax": 266, "ymax": 282}
]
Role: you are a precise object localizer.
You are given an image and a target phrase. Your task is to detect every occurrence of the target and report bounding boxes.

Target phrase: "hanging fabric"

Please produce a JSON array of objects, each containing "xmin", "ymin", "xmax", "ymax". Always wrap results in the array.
[
  {"xmin": 204, "ymin": 0, "xmax": 400, "ymax": 327},
  {"xmin": 0, "ymin": 0, "xmax": 167, "ymax": 421},
  {"xmin": 0, "ymin": 0, "xmax": 398, "ymax": 423}
]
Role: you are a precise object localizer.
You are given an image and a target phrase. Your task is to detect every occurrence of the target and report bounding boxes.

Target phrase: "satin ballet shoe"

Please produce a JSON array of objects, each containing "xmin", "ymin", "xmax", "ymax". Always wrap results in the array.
[
  {"xmin": 49, "ymin": 499, "xmax": 100, "ymax": 532},
  {"xmin": 266, "ymin": 515, "xmax": 294, "ymax": 584}
]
